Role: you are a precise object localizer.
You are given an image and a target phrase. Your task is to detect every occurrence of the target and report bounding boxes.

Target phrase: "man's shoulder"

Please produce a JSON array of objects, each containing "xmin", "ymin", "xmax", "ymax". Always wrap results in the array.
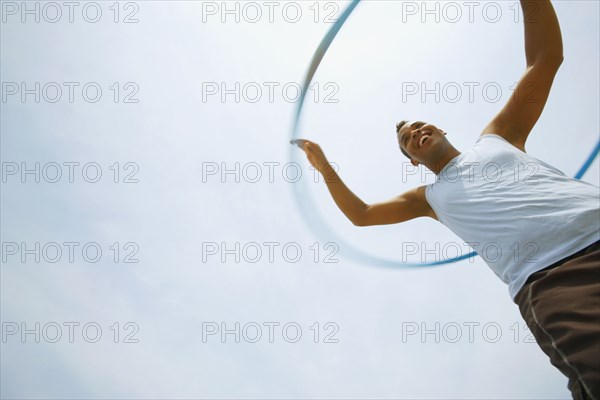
[{"xmin": 478, "ymin": 132, "xmax": 527, "ymax": 153}]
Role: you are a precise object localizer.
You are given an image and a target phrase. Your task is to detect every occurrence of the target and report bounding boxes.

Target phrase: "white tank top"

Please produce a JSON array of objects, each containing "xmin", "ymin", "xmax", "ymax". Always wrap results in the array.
[{"xmin": 425, "ymin": 134, "xmax": 600, "ymax": 300}]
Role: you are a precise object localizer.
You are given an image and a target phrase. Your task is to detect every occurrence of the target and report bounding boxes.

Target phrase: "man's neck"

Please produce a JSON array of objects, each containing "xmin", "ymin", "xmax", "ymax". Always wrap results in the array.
[{"xmin": 428, "ymin": 147, "xmax": 462, "ymax": 175}]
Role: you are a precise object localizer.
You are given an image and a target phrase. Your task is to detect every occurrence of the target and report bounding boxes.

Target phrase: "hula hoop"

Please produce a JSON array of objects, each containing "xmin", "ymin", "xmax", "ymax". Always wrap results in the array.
[{"xmin": 290, "ymin": 0, "xmax": 600, "ymax": 268}]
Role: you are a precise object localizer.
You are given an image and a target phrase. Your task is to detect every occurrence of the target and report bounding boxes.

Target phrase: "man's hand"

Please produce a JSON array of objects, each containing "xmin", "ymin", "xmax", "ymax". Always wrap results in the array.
[{"xmin": 296, "ymin": 139, "xmax": 332, "ymax": 175}]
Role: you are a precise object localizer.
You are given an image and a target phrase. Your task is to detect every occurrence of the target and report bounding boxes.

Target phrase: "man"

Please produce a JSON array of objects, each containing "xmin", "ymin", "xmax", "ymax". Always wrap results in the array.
[{"xmin": 297, "ymin": 1, "xmax": 599, "ymax": 399}]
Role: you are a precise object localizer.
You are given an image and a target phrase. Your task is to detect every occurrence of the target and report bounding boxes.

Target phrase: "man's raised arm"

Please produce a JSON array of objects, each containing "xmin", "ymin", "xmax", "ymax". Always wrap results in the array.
[
  {"xmin": 298, "ymin": 140, "xmax": 434, "ymax": 226},
  {"xmin": 481, "ymin": 0, "xmax": 564, "ymax": 151}
]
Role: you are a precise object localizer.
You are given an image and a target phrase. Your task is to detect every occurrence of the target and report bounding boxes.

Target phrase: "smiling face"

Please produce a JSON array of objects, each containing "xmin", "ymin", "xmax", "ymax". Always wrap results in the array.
[{"xmin": 396, "ymin": 120, "xmax": 450, "ymax": 167}]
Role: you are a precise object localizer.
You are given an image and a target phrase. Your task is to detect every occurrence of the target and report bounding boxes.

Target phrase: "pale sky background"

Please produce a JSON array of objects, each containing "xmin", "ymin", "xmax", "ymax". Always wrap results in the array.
[{"xmin": 1, "ymin": 1, "xmax": 599, "ymax": 399}]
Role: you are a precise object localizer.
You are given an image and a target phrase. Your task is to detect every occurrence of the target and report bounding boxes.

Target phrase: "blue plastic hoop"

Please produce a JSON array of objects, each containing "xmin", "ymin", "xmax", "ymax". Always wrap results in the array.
[{"xmin": 290, "ymin": 0, "xmax": 600, "ymax": 268}]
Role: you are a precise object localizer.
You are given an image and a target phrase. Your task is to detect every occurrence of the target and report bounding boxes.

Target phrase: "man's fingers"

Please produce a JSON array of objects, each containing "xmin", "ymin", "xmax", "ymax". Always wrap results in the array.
[{"xmin": 290, "ymin": 139, "xmax": 309, "ymax": 149}]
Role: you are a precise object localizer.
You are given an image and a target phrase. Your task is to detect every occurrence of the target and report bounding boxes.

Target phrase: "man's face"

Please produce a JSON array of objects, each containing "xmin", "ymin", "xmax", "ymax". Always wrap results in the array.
[{"xmin": 397, "ymin": 121, "xmax": 447, "ymax": 166}]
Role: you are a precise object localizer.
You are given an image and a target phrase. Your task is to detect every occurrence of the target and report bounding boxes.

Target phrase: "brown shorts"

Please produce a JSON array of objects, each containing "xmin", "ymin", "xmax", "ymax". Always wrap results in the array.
[{"xmin": 514, "ymin": 240, "xmax": 600, "ymax": 400}]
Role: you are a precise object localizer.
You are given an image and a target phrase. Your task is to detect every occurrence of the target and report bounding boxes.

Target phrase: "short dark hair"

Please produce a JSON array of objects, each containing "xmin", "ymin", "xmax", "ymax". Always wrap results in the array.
[{"xmin": 396, "ymin": 120, "xmax": 411, "ymax": 159}]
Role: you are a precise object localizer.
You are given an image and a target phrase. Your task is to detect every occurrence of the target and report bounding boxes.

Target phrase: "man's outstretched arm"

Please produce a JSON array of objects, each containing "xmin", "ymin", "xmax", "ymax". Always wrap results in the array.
[
  {"xmin": 481, "ymin": 0, "xmax": 563, "ymax": 151},
  {"xmin": 298, "ymin": 140, "xmax": 434, "ymax": 226}
]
